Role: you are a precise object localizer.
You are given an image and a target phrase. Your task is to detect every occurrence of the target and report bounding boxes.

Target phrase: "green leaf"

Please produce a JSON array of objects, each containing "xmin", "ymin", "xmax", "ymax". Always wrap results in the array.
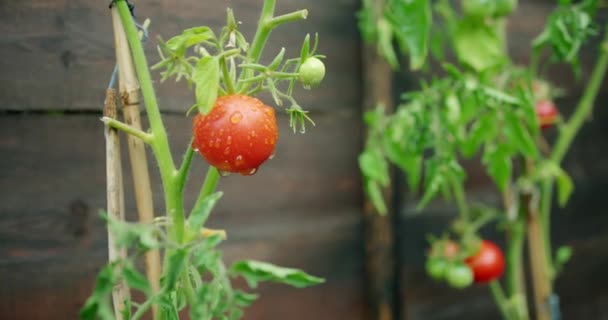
[
  {"xmin": 504, "ymin": 112, "xmax": 538, "ymax": 159},
  {"xmin": 231, "ymin": 260, "xmax": 325, "ymax": 288},
  {"xmin": 189, "ymin": 191, "xmax": 223, "ymax": 232},
  {"xmin": 461, "ymin": 113, "xmax": 496, "ymax": 158},
  {"xmin": 366, "ymin": 179, "xmax": 388, "ymax": 215},
  {"xmin": 483, "ymin": 144, "xmax": 512, "ymax": 192},
  {"xmin": 359, "ymin": 149, "xmax": 390, "ymax": 187},
  {"xmin": 234, "ymin": 290, "xmax": 259, "ymax": 307},
  {"xmin": 166, "ymin": 27, "xmax": 216, "ymax": 56},
  {"xmin": 357, "ymin": 0, "xmax": 377, "ymax": 43},
  {"xmin": 376, "ymin": 18, "xmax": 399, "ymax": 69},
  {"xmin": 385, "ymin": 0, "xmax": 431, "ymax": 70},
  {"xmin": 122, "ymin": 262, "xmax": 151, "ymax": 295},
  {"xmin": 453, "ymin": 18, "xmax": 505, "ymax": 72},
  {"xmin": 103, "ymin": 211, "xmax": 160, "ymax": 250},
  {"xmin": 79, "ymin": 263, "xmax": 118, "ymax": 320},
  {"xmin": 556, "ymin": 169, "xmax": 574, "ymax": 207},
  {"xmin": 417, "ymin": 160, "xmax": 443, "ymax": 210},
  {"xmin": 193, "ymin": 56, "xmax": 220, "ymax": 115},
  {"xmin": 162, "ymin": 249, "xmax": 188, "ymax": 291},
  {"xmin": 120, "ymin": 299, "xmax": 132, "ymax": 320},
  {"xmin": 158, "ymin": 295, "xmax": 180, "ymax": 320}
]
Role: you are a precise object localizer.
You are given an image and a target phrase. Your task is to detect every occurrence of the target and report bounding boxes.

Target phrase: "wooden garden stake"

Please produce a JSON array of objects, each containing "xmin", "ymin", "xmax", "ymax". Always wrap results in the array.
[
  {"xmin": 361, "ymin": 1, "xmax": 396, "ymax": 319},
  {"xmin": 104, "ymin": 88, "xmax": 129, "ymax": 320},
  {"xmin": 110, "ymin": 9, "xmax": 161, "ymax": 319}
]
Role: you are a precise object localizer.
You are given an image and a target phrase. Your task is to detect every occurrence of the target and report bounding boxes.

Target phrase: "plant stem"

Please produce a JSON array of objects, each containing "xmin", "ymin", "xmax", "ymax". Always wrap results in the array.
[
  {"xmin": 538, "ymin": 25, "xmax": 608, "ymax": 285},
  {"xmin": 550, "ymin": 28, "xmax": 608, "ymax": 164},
  {"xmin": 452, "ymin": 179, "xmax": 469, "ymax": 221},
  {"xmin": 193, "ymin": 167, "xmax": 221, "ymax": 211},
  {"xmin": 116, "ymin": 1, "xmax": 186, "ymax": 243},
  {"xmin": 505, "ymin": 217, "xmax": 529, "ymax": 320},
  {"xmin": 101, "ymin": 117, "xmax": 153, "ymax": 143},
  {"xmin": 236, "ymin": 0, "xmax": 307, "ymax": 92},
  {"xmin": 177, "ymin": 143, "xmax": 195, "ymax": 194},
  {"xmin": 489, "ymin": 281, "xmax": 511, "ymax": 320}
]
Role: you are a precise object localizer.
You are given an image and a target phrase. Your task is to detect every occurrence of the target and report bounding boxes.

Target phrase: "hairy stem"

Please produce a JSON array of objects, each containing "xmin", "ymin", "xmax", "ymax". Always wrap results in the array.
[{"xmin": 116, "ymin": 1, "xmax": 185, "ymax": 243}]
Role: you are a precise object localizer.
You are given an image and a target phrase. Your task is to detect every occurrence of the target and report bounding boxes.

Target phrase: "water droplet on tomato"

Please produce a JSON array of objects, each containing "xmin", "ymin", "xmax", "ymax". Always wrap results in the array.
[
  {"xmin": 208, "ymin": 140, "xmax": 214, "ymax": 147},
  {"xmin": 226, "ymin": 136, "xmax": 232, "ymax": 145},
  {"xmin": 223, "ymin": 147, "xmax": 230, "ymax": 155},
  {"xmin": 268, "ymin": 153, "xmax": 275, "ymax": 160},
  {"xmin": 230, "ymin": 111, "xmax": 243, "ymax": 124},
  {"xmin": 214, "ymin": 138, "xmax": 221, "ymax": 148},
  {"xmin": 264, "ymin": 138, "xmax": 269, "ymax": 145},
  {"xmin": 193, "ymin": 147, "xmax": 199, "ymax": 152},
  {"xmin": 250, "ymin": 130, "xmax": 257, "ymax": 137},
  {"xmin": 240, "ymin": 167, "xmax": 257, "ymax": 176},
  {"xmin": 219, "ymin": 170, "xmax": 231, "ymax": 177},
  {"xmin": 235, "ymin": 155, "xmax": 244, "ymax": 166}
]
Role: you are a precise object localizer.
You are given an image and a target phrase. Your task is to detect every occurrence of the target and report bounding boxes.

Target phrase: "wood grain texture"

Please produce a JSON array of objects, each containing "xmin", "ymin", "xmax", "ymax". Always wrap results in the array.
[
  {"xmin": 0, "ymin": 111, "xmax": 364, "ymax": 319},
  {"xmin": 0, "ymin": 0, "xmax": 360, "ymax": 113}
]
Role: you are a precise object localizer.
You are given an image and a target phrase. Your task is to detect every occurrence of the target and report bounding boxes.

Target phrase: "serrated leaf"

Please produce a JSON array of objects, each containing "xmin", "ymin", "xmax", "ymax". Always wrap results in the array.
[
  {"xmin": 385, "ymin": 0, "xmax": 431, "ymax": 70},
  {"xmin": 504, "ymin": 112, "xmax": 538, "ymax": 159},
  {"xmin": 453, "ymin": 17, "xmax": 505, "ymax": 72},
  {"xmin": 189, "ymin": 191, "xmax": 223, "ymax": 232},
  {"xmin": 122, "ymin": 262, "xmax": 151, "ymax": 294},
  {"xmin": 158, "ymin": 295, "xmax": 180, "ymax": 320},
  {"xmin": 417, "ymin": 160, "xmax": 443, "ymax": 210},
  {"xmin": 366, "ymin": 179, "xmax": 388, "ymax": 215},
  {"xmin": 162, "ymin": 249, "xmax": 188, "ymax": 291},
  {"xmin": 234, "ymin": 290, "xmax": 259, "ymax": 307},
  {"xmin": 166, "ymin": 27, "xmax": 216, "ymax": 56},
  {"xmin": 357, "ymin": 0, "xmax": 377, "ymax": 43},
  {"xmin": 193, "ymin": 56, "xmax": 220, "ymax": 115},
  {"xmin": 376, "ymin": 18, "xmax": 399, "ymax": 69},
  {"xmin": 359, "ymin": 149, "xmax": 390, "ymax": 187},
  {"xmin": 461, "ymin": 113, "xmax": 496, "ymax": 158},
  {"xmin": 556, "ymin": 169, "xmax": 574, "ymax": 207},
  {"xmin": 483, "ymin": 144, "xmax": 512, "ymax": 192},
  {"xmin": 231, "ymin": 260, "xmax": 324, "ymax": 288}
]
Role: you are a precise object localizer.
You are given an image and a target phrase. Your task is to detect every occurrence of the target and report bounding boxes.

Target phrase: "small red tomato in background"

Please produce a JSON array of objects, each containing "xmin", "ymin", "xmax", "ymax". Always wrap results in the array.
[
  {"xmin": 535, "ymin": 99, "xmax": 558, "ymax": 129},
  {"xmin": 192, "ymin": 95, "xmax": 279, "ymax": 176},
  {"xmin": 465, "ymin": 240, "xmax": 505, "ymax": 283}
]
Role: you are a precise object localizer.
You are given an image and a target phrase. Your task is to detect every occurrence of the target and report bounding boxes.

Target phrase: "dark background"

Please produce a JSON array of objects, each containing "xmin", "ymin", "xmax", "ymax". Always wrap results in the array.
[{"xmin": 0, "ymin": 1, "xmax": 607, "ymax": 319}]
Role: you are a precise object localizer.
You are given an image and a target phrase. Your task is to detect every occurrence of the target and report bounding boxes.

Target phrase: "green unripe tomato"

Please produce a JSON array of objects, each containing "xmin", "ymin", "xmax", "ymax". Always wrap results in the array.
[
  {"xmin": 445, "ymin": 263, "xmax": 474, "ymax": 289},
  {"xmin": 426, "ymin": 258, "xmax": 448, "ymax": 281},
  {"xmin": 461, "ymin": 0, "xmax": 496, "ymax": 18},
  {"xmin": 298, "ymin": 57, "xmax": 325, "ymax": 87}
]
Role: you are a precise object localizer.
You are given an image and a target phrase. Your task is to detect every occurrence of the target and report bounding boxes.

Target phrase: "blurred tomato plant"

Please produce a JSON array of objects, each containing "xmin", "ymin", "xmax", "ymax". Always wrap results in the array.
[
  {"xmin": 358, "ymin": 0, "xmax": 606, "ymax": 319},
  {"xmin": 81, "ymin": 1, "xmax": 326, "ymax": 319}
]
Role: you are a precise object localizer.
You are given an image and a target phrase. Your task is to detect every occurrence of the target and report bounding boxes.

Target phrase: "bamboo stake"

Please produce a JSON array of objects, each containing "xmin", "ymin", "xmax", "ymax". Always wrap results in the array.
[
  {"xmin": 104, "ymin": 88, "xmax": 129, "ymax": 319},
  {"xmin": 110, "ymin": 9, "xmax": 162, "ymax": 319}
]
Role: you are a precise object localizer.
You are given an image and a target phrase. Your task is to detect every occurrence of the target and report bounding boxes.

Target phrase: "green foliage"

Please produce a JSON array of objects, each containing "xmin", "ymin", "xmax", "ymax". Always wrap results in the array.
[
  {"xmin": 357, "ymin": 0, "xmax": 431, "ymax": 70},
  {"xmin": 533, "ymin": 0, "xmax": 598, "ymax": 74},
  {"xmin": 231, "ymin": 260, "xmax": 325, "ymax": 288},
  {"xmin": 152, "ymin": 8, "xmax": 324, "ymax": 133}
]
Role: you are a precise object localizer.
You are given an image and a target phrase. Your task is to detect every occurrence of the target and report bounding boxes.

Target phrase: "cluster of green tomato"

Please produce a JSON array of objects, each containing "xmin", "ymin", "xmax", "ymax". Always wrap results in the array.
[{"xmin": 426, "ymin": 239, "xmax": 505, "ymax": 288}]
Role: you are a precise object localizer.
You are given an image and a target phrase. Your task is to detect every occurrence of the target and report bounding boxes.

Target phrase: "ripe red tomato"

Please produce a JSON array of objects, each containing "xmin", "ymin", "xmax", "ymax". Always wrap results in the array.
[
  {"xmin": 465, "ymin": 240, "xmax": 505, "ymax": 283},
  {"xmin": 535, "ymin": 99, "xmax": 558, "ymax": 129},
  {"xmin": 192, "ymin": 95, "xmax": 278, "ymax": 176}
]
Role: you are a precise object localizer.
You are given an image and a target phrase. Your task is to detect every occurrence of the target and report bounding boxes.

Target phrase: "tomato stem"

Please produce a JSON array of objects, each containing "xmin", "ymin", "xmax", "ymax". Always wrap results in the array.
[
  {"xmin": 538, "ymin": 23, "xmax": 608, "ymax": 282},
  {"xmin": 236, "ymin": 0, "xmax": 307, "ymax": 93},
  {"xmin": 101, "ymin": 117, "xmax": 153, "ymax": 143},
  {"xmin": 116, "ymin": 0, "xmax": 185, "ymax": 247},
  {"xmin": 489, "ymin": 281, "xmax": 512, "ymax": 320}
]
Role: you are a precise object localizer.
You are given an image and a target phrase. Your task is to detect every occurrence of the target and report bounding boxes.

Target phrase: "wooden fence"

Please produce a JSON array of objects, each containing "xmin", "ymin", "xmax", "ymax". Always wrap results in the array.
[{"xmin": 0, "ymin": 1, "xmax": 607, "ymax": 319}]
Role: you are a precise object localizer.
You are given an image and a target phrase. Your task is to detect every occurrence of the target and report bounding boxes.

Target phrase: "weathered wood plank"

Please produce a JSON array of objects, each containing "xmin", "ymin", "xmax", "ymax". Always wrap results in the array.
[
  {"xmin": 0, "ymin": 112, "xmax": 364, "ymax": 319},
  {"xmin": 0, "ymin": 0, "xmax": 360, "ymax": 112}
]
